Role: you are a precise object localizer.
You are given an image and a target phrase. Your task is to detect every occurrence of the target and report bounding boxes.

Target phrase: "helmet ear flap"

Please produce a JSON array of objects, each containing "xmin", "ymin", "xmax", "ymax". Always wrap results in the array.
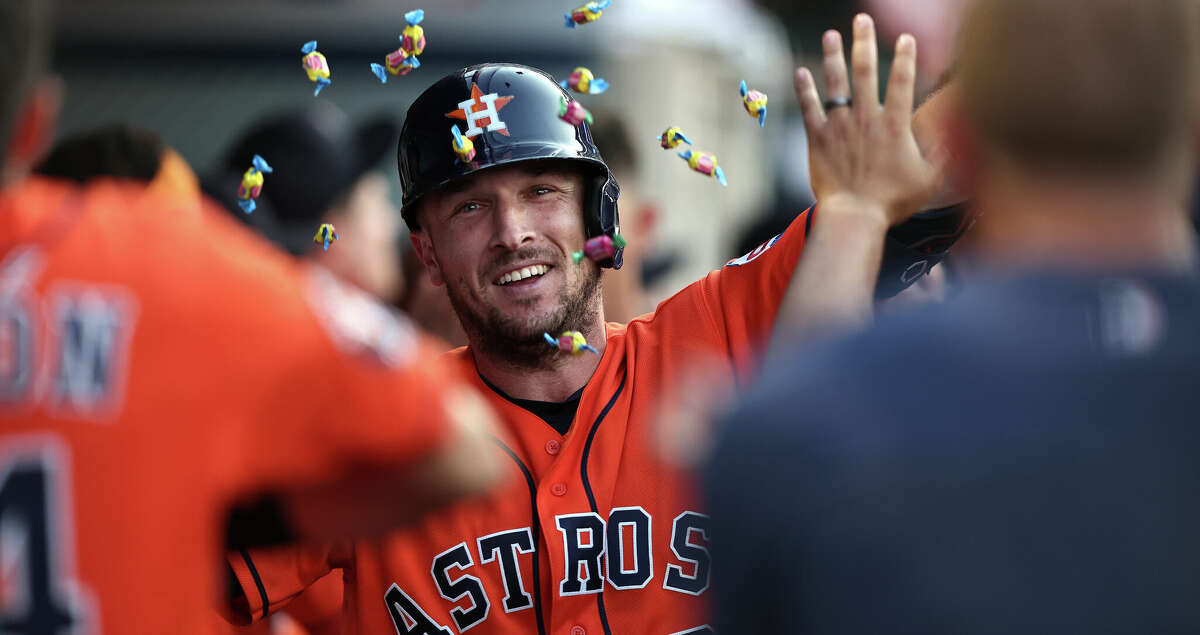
[{"xmin": 584, "ymin": 170, "xmax": 622, "ymax": 269}]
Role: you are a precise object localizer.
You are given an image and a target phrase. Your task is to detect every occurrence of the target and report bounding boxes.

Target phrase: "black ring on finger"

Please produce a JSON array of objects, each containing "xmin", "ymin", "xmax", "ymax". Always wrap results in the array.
[{"xmin": 823, "ymin": 96, "xmax": 853, "ymax": 110}]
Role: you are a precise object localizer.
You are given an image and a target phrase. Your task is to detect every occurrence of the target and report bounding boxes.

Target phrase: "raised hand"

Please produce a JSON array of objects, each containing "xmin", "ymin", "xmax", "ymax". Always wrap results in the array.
[{"xmin": 794, "ymin": 14, "xmax": 944, "ymax": 226}]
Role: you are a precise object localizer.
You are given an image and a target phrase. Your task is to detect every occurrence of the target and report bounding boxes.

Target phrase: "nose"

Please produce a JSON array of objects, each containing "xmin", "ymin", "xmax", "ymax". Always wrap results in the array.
[{"xmin": 491, "ymin": 197, "xmax": 536, "ymax": 252}]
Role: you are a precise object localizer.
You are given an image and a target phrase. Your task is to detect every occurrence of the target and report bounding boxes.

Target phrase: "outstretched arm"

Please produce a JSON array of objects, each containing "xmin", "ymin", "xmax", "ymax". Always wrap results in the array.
[{"xmin": 771, "ymin": 15, "xmax": 944, "ymax": 350}]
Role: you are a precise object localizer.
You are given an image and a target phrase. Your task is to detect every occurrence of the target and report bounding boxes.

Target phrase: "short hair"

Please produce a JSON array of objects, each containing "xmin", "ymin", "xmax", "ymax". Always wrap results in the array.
[
  {"xmin": 0, "ymin": 0, "xmax": 54, "ymax": 159},
  {"xmin": 955, "ymin": 0, "xmax": 1200, "ymax": 174},
  {"xmin": 36, "ymin": 125, "xmax": 166, "ymax": 183}
]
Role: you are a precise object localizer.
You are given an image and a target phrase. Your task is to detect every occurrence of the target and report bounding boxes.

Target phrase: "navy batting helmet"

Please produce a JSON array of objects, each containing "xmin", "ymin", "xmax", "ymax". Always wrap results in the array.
[{"xmin": 398, "ymin": 63, "xmax": 623, "ymax": 269}]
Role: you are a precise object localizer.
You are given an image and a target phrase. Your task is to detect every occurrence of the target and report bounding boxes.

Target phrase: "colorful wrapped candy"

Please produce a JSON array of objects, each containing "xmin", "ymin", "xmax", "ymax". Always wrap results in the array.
[
  {"xmin": 740, "ymin": 79, "xmax": 768, "ymax": 127},
  {"xmin": 657, "ymin": 126, "xmax": 693, "ymax": 150},
  {"xmin": 544, "ymin": 331, "xmax": 599, "ymax": 355},
  {"xmin": 559, "ymin": 97, "xmax": 593, "ymax": 126},
  {"xmin": 560, "ymin": 67, "xmax": 609, "ymax": 95},
  {"xmin": 572, "ymin": 234, "xmax": 627, "ymax": 264},
  {"xmin": 678, "ymin": 149, "xmax": 727, "ymax": 186},
  {"xmin": 236, "ymin": 155, "xmax": 273, "ymax": 214},
  {"xmin": 313, "ymin": 223, "xmax": 338, "ymax": 251},
  {"xmin": 301, "ymin": 41, "xmax": 331, "ymax": 96},
  {"xmin": 450, "ymin": 125, "xmax": 475, "ymax": 164},
  {"xmin": 370, "ymin": 9, "xmax": 426, "ymax": 83},
  {"xmin": 564, "ymin": 0, "xmax": 611, "ymax": 28}
]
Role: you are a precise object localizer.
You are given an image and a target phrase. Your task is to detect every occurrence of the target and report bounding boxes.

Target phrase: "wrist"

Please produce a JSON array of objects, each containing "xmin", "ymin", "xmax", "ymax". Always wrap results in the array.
[{"xmin": 817, "ymin": 193, "xmax": 891, "ymax": 232}]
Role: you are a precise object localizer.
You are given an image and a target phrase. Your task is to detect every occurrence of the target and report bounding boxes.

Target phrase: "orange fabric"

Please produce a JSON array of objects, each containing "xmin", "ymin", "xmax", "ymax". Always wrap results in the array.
[
  {"xmin": 236, "ymin": 210, "xmax": 813, "ymax": 633},
  {"xmin": 0, "ymin": 176, "xmax": 457, "ymax": 634}
]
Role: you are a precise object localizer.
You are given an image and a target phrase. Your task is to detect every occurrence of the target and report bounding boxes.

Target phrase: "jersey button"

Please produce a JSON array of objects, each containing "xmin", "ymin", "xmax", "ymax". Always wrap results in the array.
[
  {"xmin": 545, "ymin": 439, "xmax": 561, "ymax": 455},
  {"xmin": 551, "ymin": 483, "xmax": 568, "ymax": 497},
  {"xmin": 571, "ymin": 626, "xmax": 586, "ymax": 635}
]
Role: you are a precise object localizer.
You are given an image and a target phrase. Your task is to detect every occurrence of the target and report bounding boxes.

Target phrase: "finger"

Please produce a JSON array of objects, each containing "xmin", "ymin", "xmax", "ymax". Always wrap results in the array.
[
  {"xmin": 794, "ymin": 67, "xmax": 827, "ymax": 130},
  {"xmin": 884, "ymin": 34, "xmax": 918, "ymax": 120},
  {"xmin": 821, "ymin": 29, "xmax": 850, "ymax": 103},
  {"xmin": 850, "ymin": 13, "xmax": 880, "ymax": 112}
]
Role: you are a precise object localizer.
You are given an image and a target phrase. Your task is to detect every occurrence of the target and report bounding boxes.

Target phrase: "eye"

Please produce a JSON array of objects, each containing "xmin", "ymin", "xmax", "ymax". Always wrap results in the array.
[
  {"xmin": 532, "ymin": 186, "xmax": 554, "ymax": 196},
  {"xmin": 454, "ymin": 201, "xmax": 481, "ymax": 215}
]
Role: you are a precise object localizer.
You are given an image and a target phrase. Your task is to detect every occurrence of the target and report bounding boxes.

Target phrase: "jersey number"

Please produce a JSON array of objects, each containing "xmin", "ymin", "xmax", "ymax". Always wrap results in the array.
[{"xmin": 0, "ymin": 441, "xmax": 88, "ymax": 634}]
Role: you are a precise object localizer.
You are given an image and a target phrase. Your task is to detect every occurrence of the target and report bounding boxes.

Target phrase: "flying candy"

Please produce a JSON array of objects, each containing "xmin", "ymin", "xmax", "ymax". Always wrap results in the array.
[
  {"xmin": 450, "ymin": 125, "xmax": 475, "ymax": 164},
  {"xmin": 560, "ymin": 67, "xmax": 609, "ymax": 95},
  {"xmin": 564, "ymin": 0, "xmax": 611, "ymax": 28},
  {"xmin": 559, "ymin": 97, "xmax": 593, "ymax": 126},
  {"xmin": 657, "ymin": 126, "xmax": 693, "ymax": 150},
  {"xmin": 572, "ymin": 234, "xmax": 627, "ymax": 264},
  {"xmin": 739, "ymin": 79, "xmax": 768, "ymax": 127},
  {"xmin": 313, "ymin": 223, "xmax": 338, "ymax": 251},
  {"xmin": 370, "ymin": 9, "xmax": 426, "ymax": 82},
  {"xmin": 678, "ymin": 149, "xmax": 727, "ymax": 186},
  {"xmin": 544, "ymin": 331, "xmax": 599, "ymax": 355},
  {"xmin": 236, "ymin": 155, "xmax": 273, "ymax": 214},
  {"xmin": 301, "ymin": 41, "xmax": 331, "ymax": 96}
]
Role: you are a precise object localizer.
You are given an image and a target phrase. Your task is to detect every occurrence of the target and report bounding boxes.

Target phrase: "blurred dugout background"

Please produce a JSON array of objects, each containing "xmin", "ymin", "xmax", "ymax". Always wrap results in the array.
[{"xmin": 51, "ymin": 0, "xmax": 897, "ymax": 304}]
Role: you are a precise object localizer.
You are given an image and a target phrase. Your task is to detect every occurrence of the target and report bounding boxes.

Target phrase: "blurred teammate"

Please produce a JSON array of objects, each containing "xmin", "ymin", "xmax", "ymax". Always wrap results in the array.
[
  {"xmin": 709, "ymin": 0, "xmax": 1200, "ymax": 631},
  {"xmin": 0, "ymin": 1, "xmax": 502, "ymax": 632},
  {"xmin": 226, "ymin": 55, "xmax": 955, "ymax": 632},
  {"xmin": 206, "ymin": 103, "xmax": 404, "ymax": 304}
]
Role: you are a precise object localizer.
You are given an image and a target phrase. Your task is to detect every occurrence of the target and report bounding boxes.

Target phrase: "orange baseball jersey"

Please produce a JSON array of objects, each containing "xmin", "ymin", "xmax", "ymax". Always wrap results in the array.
[
  {"xmin": 230, "ymin": 208, "xmax": 814, "ymax": 634},
  {"xmin": 0, "ymin": 176, "xmax": 464, "ymax": 634}
]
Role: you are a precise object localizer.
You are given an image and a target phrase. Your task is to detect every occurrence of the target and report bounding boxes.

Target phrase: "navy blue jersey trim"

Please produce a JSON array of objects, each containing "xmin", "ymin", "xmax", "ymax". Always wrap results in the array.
[
  {"xmin": 492, "ymin": 438, "xmax": 548, "ymax": 635},
  {"xmin": 580, "ymin": 368, "xmax": 628, "ymax": 635},
  {"xmin": 238, "ymin": 548, "xmax": 270, "ymax": 622},
  {"xmin": 804, "ymin": 205, "xmax": 815, "ymax": 237}
]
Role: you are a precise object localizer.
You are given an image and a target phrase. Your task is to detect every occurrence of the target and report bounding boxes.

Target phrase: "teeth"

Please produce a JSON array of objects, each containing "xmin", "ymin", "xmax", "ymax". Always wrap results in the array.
[{"xmin": 496, "ymin": 264, "xmax": 548, "ymax": 285}]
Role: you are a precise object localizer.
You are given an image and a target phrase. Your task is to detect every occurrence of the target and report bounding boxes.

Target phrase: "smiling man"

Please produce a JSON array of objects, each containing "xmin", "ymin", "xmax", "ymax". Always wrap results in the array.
[{"xmin": 228, "ymin": 55, "xmax": 948, "ymax": 633}]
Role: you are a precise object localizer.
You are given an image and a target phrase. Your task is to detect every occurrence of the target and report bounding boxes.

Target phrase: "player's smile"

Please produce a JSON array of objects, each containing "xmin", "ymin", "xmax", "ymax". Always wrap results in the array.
[{"xmin": 493, "ymin": 263, "xmax": 552, "ymax": 287}]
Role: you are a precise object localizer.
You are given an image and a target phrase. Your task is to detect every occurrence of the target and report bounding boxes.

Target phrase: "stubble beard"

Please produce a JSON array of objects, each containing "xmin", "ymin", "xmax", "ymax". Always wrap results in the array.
[{"xmin": 444, "ymin": 264, "xmax": 602, "ymax": 370}]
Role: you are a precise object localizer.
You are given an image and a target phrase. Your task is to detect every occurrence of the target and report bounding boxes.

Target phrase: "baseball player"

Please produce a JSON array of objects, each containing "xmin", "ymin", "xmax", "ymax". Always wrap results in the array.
[
  {"xmin": 228, "ymin": 54, "xmax": 958, "ymax": 634},
  {"xmin": 0, "ymin": 1, "xmax": 503, "ymax": 632}
]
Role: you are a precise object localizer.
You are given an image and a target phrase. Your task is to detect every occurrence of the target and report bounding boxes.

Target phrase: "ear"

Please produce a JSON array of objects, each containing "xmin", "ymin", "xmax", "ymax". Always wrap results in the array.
[
  {"xmin": 941, "ymin": 101, "xmax": 980, "ymax": 200},
  {"xmin": 3, "ymin": 77, "xmax": 63, "ymax": 185},
  {"xmin": 409, "ymin": 230, "xmax": 445, "ymax": 287}
]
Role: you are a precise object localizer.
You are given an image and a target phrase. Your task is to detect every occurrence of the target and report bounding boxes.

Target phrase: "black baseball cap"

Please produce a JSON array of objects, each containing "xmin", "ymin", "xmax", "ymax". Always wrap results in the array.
[{"xmin": 205, "ymin": 102, "xmax": 397, "ymax": 255}]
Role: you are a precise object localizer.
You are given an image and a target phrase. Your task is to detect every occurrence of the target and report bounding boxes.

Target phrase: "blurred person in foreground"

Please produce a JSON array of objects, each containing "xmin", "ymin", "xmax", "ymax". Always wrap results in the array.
[
  {"xmin": 33, "ymin": 123, "xmax": 348, "ymax": 635},
  {"xmin": 206, "ymin": 103, "xmax": 404, "ymax": 304},
  {"xmin": 708, "ymin": 0, "xmax": 1200, "ymax": 632},
  {"xmin": 34, "ymin": 124, "xmax": 346, "ymax": 635},
  {"xmin": 0, "ymin": 1, "xmax": 502, "ymax": 632}
]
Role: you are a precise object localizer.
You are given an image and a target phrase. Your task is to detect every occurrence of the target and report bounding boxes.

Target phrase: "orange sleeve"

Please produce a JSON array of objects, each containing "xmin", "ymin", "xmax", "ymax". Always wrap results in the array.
[
  {"xmin": 649, "ymin": 207, "xmax": 813, "ymax": 380},
  {"xmin": 228, "ymin": 543, "xmax": 342, "ymax": 624},
  {"xmin": 185, "ymin": 201, "xmax": 462, "ymax": 498}
]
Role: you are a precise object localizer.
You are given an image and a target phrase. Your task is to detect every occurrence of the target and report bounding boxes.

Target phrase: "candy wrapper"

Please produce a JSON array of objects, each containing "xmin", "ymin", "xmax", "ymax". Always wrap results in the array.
[
  {"xmin": 236, "ymin": 155, "xmax": 273, "ymax": 214},
  {"xmin": 678, "ymin": 149, "xmax": 727, "ymax": 186},
  {"xmin": 564, "ymin": 0, "xmax": 611, "ymax": 28},
  {"xmin": 740, "ymin": 79, "xmax": 768, "ymax": 127},
  {"xmin": 559, "ymin": 97, "xmax": 593, "ymax": 126},
  {"xmin": 313, "ymin": 223, "xmax": 338, "ymax": 251},
  {"xmin": 657, "ymin": 126, "xmax": 693, "ymax": 150},
  {"xmin": 544, "ymin": 331, "xmax": 599, "ymax": 355},
  {"xmin": 560, "ymin": 67, "xmax": 609, "ymax": 94},
  {"xmin": 301, "ymin": 41, "xmax": 331, "ymax": 96},
  {"xmin": 450, "ymin": 125, "xmax": 476, "ymax": 164},
  {"xmin": 572, "ymin": 234, "xmax": 627, "ymax": 263},
  {"xmin": 370, "ymin": 9, "xmax": 426, "ymax": 83}
]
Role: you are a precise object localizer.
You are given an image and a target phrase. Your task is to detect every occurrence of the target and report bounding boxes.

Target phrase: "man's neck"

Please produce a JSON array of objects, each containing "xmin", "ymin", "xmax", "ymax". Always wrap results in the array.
[
  {"xmin": 470, "ymin": 321, "xmax": 607, "ymax": 403},
  {"xmin": 970, "ymin": 170, "xmax": 1197, "ymax": 273}
]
